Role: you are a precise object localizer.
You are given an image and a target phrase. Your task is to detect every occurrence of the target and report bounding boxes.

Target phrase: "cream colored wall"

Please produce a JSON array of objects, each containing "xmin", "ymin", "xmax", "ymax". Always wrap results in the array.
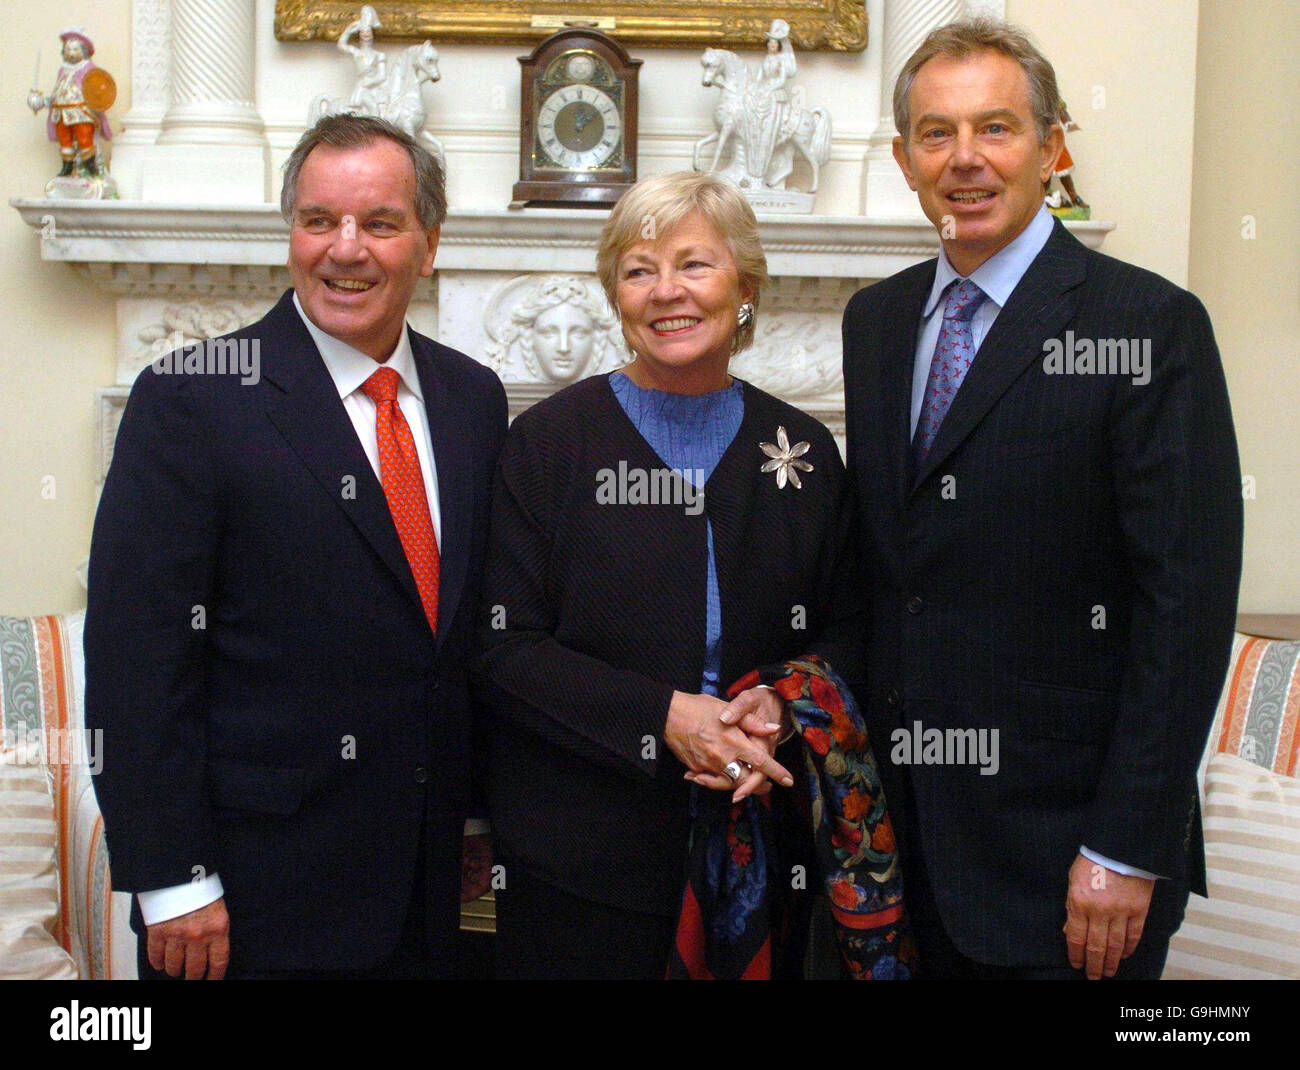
[
  {"xmin": 0, "ymin": 0, "xmax": 1293, "ymax": 614},
  {"xmin": 0, "ymin": 3, "xmax": 129, "ymax": 615},
  {"xmin": 1008, "ymin": 0, "xmax": 1200, "ymax": 286},
  {"xmin": 1187, "ymin": 0, "xmax": 1300, "ymax": 613}
]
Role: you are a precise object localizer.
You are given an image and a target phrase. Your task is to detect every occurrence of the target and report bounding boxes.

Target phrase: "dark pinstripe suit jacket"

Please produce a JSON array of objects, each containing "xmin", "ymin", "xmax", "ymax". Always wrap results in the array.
[{"xmin": 841, "ymin": 220, "xmax": 1243, "ymax": 967}]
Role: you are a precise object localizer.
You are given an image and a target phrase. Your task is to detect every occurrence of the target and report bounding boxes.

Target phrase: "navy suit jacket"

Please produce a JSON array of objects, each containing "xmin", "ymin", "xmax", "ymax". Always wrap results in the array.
[
  {"xmin": 841, "ymin": 221, "xmax": 1243, "ymax": 966},
  {"xmin": 85, "ymin": 289, "xmax": 508, "ymax": 973}
]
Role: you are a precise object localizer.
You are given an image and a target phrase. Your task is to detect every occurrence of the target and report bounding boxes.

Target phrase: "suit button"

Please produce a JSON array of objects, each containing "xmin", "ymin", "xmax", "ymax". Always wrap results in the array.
[
  {"xmin": 887, "ymin": 688, "xmax": 900, "ymax": 708},
  {"xmin": 413, "ymin": 766, "xmax": 428, "ymax": 785},
  {"xmin": 906, "ymin": 596, "xmax": 924, "ymax": 614}
]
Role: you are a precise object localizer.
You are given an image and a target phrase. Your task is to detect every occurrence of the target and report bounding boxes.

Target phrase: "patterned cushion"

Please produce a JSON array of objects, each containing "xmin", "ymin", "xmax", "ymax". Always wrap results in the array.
[
  {"xmin": 1163, "ymin": 632, "xmax": 1300, "ymax": 979},
  {"xmin": 0, "ymin": 612, "xmax": 136, "ymax": 979},
  {"xmin": 1206, "ymin": 633, "xmax": 1300, "ymax": 776}
]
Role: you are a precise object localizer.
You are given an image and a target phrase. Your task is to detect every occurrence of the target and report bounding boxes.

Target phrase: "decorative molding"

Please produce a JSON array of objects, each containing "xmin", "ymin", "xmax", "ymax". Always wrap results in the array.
[
  {"xmin": 128, "ymin": 0, "xmax": 172, "ymax": 113},
  {"xmin": 8, "ymin": 197, "xmax": 1119, "ymax": 287},
  {"xmin": 73, "ymin": 263, "xmax": 289, "ymax": 299},
  {"xmin": 274, "ymin": 0, "xmax": 869, "ymax": 51},
  {"xmin": 96, "ymin": 388, "xmax": 130, "ymax": 486}
]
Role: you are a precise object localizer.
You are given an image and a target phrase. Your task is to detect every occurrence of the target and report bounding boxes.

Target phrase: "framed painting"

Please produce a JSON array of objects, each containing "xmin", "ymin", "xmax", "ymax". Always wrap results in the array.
[{"xmin": 275, "ymin": 1, "xmax": 867, "ymax": 51}]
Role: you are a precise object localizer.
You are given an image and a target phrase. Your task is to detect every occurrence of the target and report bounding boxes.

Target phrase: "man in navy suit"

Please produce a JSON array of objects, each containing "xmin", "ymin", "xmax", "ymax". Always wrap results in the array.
[
  {"xmin": 85, "ymin": 115, "xmax": 508, "ymax": 979},
  {"xmin": 841, "ymin": 20, "xmax": 1242, "ymax": 979}
]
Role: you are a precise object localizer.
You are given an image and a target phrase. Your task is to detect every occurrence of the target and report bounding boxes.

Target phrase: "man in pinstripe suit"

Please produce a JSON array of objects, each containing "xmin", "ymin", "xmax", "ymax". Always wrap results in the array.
[{"xmin": 841, "ymin": 19, "xmax": 1242, "ymax": 979}]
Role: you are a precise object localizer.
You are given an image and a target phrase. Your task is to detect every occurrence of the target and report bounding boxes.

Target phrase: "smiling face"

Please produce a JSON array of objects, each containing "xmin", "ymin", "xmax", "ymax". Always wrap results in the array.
[
  {"xmin": 614, "ymin": 212, "xmax": 752, "ymax": 393},
  {"xmin": 893, "ymin": 50, "xmax": 1062, "ymax": 276},
  {"xmin": 288, "ymin": 139, "xmax": 439, "ymax": 362},
  {"xmin": 531, "ymin": 302, "xmax": 595, "ymax": 382}
]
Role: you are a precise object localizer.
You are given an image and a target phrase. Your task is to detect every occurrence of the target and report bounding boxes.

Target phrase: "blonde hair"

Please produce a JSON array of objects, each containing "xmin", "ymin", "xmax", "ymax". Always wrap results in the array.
[{"xmin": 596, "ymin": 171, "xmax": 769, "ymax": 354}]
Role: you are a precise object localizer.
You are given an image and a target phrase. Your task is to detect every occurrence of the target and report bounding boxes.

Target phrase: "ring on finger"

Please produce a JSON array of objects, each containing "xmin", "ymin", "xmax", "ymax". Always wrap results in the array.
[{"xmin": 723, "ymin": 760, "xmax": 745, "ymax": 781}]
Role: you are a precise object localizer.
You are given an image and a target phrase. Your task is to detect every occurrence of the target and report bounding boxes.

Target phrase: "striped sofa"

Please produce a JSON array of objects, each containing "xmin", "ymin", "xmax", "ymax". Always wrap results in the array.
[
  {"xmin": 0, "ymin": 611, "xmax": 135, "ymax": 978},
  {"xmin": 1163, "ymin": 631, "xmax": 1300, "ymax": 979},
  {"xmin": 1, "ymin": 609, "xmax": 1297, "ymax": 979}
]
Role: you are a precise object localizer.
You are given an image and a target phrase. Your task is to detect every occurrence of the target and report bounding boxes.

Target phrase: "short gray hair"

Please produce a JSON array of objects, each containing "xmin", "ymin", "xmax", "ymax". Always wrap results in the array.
[
  {"xmin": 280, "ymin": 114, "xmax": 446, "ymax": 229},
  {"xmin": 893, "ymin": 17, "xmax": 1060, "ymax": 145}
]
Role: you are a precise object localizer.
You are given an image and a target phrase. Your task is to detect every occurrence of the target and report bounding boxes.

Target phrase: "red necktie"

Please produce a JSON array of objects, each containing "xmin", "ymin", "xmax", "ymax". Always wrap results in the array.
[{"xmin": 361, "ymin": 367, "xmax": 439, "ymax": 634}]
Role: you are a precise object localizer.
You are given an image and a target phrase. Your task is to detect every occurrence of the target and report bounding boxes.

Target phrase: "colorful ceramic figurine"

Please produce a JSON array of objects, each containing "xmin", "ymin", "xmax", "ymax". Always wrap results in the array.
[
  {"xmin": 27, "ymin": 27, "xmax": 115, "ymax": 179},
  {"xmin": 1045, "ymin": 98, "xmax": 1089, "ymax": 219}
]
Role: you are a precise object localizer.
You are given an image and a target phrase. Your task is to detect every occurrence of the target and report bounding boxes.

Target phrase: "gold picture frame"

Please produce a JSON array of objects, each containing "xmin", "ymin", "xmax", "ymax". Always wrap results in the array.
[{"xmin": 275, "ymin": 1, "xmax": 867, "ymax": 52}]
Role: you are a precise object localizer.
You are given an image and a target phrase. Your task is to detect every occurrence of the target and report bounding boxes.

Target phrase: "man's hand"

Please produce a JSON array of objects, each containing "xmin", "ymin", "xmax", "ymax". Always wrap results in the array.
[
  {"xmin": 146, "ymin": 897, "xmax": 230, "ymax": 980},
  {"xmin": 1063, "ymin": 853, "xmax": 1154, "ymax": 979},
  {"xmin": 461, "ymin": 833, "xmax": 493, "ymax": 903}
]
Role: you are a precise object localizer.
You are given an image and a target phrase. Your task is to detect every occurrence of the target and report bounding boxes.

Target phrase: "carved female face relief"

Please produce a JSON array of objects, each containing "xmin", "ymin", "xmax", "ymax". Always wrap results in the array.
[
  {"xmin": 484, "ymin": 274, "xmax": 616, "ymax": 383},
  {"xmin": 531, "ymin": 301, "xmax": 596, "ymax": 382}
]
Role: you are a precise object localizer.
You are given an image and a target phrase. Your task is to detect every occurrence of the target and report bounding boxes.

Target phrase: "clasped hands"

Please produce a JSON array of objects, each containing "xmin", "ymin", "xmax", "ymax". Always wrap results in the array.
[{"xmin": 664, "ymin": 686, "xmax": 794, "ymax": 803}]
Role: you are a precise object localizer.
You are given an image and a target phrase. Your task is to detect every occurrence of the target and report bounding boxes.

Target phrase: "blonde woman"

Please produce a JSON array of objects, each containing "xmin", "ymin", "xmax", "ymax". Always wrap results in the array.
[{"xmin": 478, "ymin": 172, "xmax": 908, "ymax": 980}]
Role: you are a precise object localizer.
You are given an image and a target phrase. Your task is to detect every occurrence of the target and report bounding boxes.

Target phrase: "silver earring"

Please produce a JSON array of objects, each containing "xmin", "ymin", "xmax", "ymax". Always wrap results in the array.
[{"xmin": 737, "ymin": 302, "xmax": 755, "ymax": 332}]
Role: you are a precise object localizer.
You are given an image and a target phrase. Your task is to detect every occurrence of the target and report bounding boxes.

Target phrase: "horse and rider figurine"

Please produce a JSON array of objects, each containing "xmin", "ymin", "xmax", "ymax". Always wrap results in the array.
[
  {"xmin": 693, "ymin": 20, "xmax": 832, "ymax": 212},
  {"xmin": 310, "ymin": 5, "xmax": 445, "ymax": 160}
]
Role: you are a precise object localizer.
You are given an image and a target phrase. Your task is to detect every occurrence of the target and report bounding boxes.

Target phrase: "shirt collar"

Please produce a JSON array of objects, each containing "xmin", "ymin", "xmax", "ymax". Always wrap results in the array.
[
  {"xmin": 924, "ymin": 205, "xmax": 1056, "ymax": 316},
  {"xmin": 292, "ymin": 291, "xmax": 421, "ymax": 402}
]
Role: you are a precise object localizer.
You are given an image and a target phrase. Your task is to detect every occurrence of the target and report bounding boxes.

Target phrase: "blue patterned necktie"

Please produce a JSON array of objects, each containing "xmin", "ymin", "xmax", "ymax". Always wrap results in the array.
[{"xmin": 913, "ymin": 278, "xmax": 987, "ymax": 465}]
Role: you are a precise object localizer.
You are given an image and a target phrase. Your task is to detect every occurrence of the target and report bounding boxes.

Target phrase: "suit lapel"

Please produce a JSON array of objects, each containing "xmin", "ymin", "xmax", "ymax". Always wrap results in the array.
[
  {"xmin": 911, "ymin": 221, "xmax": 1089, "ymax": 491},
  {"xmin": 881, "ymin": 268, "xmax": 933, "ymax": 509},
  {"xmin": 412, "ymin": 333, "xmax": 471, "ymax": 649},
  {"xmin": 260, "ymin": 292, "xmax": 425, "ymax": 618}
]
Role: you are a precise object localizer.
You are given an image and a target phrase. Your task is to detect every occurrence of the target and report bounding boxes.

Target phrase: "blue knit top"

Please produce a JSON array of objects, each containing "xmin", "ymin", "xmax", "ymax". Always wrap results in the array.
[{"xmin": 609, "ymin": 371, "xmax": 745, "ymax": 697}]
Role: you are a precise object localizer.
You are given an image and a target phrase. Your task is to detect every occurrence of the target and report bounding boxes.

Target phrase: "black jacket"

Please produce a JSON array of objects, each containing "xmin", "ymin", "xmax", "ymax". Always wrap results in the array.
[{"xmin": 476, "ymin": 373, "xmax": 864, "ymax": 915}]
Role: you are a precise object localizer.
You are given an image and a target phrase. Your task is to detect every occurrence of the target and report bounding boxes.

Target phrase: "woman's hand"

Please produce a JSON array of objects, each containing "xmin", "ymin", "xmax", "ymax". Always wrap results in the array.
[
  {"xmin": 708, "ymin": 686, "xmax": 790, "ymax": 801},
  {"xmin": 664, "ymin": 689, "xmax": 793, "ymax": 803}
]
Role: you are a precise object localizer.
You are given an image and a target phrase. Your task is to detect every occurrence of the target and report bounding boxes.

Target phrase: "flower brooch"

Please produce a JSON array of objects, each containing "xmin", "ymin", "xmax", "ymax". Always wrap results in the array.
[{"xmin": 759, "ymin": 426, "xmax": 813, "ymax": 489}]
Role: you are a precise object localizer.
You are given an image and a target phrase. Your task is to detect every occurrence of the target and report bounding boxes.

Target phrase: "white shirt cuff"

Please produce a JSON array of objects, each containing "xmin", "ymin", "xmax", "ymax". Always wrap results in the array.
[
  {"xmin": 463, "ymin": 818, "xmax": 491, "ymax": 836},
  {"xmin": 137, "ymin": 873, "xmax": 226, "ymax": 925},
  {"xmin": 1079, "ymin": 846, "xmax": 1163, "ymax": 881}
]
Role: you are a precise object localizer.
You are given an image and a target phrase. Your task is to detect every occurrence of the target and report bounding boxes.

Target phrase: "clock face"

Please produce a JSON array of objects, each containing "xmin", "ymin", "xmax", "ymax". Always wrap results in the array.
[
  {"xmin": 514, "ymin": 30, "xmax": 639, "ymax": 207},
  {"xmin": 537, "ymin": 84, "xmax": 622, "ymax": 170}
]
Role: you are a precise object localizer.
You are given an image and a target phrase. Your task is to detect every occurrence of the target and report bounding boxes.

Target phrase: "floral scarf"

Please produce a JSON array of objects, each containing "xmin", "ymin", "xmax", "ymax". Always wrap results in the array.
[{"xmin": 668, "ymin": 656, "xmax": 915, "ymax": 979}]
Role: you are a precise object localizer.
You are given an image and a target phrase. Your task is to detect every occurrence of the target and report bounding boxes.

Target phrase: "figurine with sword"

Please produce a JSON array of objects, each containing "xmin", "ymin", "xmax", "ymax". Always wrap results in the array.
[{"xmin": 26, "ymin": 26, "xmax": 117, "ymax": 197}]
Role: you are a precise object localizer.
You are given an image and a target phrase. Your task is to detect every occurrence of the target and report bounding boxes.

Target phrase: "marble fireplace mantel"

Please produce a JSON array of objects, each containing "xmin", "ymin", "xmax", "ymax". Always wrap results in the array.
[
  {"xmin": 12, "ymin": 197, "xmax": 1113, "ymax": 485},
  {"xmin": 12, "ymin": 199, "xmax": 1114, "ymax": 283}
]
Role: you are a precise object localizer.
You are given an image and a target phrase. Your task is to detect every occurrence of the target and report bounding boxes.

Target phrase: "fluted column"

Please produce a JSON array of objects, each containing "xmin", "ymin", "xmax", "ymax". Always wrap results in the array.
[
  {"xmin": 142, "ymin": 0, "xmax": 269, "ymax": 202},
  {"xmin": 863, "ymin": 0, "xmax": 967, "ymax": 216}
]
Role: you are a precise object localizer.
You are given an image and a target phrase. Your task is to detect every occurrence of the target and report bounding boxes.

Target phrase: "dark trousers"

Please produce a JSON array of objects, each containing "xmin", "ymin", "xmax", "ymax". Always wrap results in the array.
[{"xmin": 494, "ymin": 865, "xmax": 676, "ymax": 980}]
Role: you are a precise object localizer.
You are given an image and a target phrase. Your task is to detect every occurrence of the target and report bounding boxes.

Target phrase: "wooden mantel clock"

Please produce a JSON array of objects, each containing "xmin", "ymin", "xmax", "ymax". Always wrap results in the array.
[{"xmin": 512, "ymin": 28, "xmax": 641, "ymax": 208}]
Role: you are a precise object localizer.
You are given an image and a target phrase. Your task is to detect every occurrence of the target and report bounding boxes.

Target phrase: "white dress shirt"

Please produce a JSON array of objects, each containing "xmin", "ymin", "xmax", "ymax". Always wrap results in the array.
[
  {"xmin": 908, "ymin": 207, "xmax": 1161, "ymax": 883},
  {"xmin": 138, "ymin": 296, "xmax": 484, "ymax": 927}
]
